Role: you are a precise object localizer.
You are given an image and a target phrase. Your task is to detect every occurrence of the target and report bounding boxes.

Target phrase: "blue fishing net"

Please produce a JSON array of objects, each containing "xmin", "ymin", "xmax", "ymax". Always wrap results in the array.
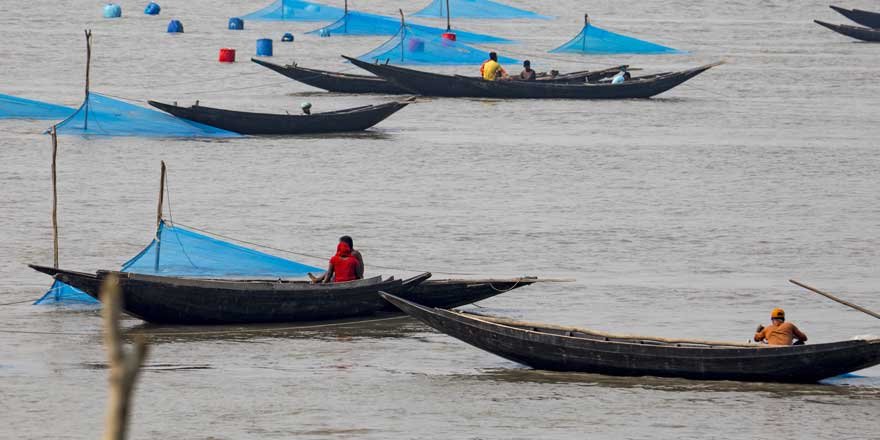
[
  {"xmin": 357, "ymin": 24, "xmax": 518, "ymax": 65},
  {"xmin": 241, "ymin": 0, "xmax": 345, "ymax": 21},
  {"xmin": 0, "ymin": 93, "xmax": 74, "ymax": 120},
  {"xmin": 550, "ymin": 23, "xmax": 684, "ymax": 55},
  {"xmin": 413, "ymin": 0, "xmax": 549, "ymax": 19},
  {"xmin": 53, "ymin": 92, "xmax": 240, "ymax": 137},
  {"xmin": 307, "ymin": 11, "xmax": 511, "ymax": 44},
  {"xmin": 34, "ymin": 221, "xmax": 323, "ymax": 305}
]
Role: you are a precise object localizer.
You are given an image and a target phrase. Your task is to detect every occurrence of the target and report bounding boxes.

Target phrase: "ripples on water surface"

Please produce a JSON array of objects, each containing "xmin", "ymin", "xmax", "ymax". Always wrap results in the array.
[{"xmin": 1, "ymin": 0, "xmax": 879, "ymax": 438}]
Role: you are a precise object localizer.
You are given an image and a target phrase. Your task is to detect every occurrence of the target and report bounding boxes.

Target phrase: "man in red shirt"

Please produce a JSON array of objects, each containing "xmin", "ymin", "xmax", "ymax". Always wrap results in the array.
[{"xmin": 754, "ymin": 308, "xmax": 808, "ymax": 345}]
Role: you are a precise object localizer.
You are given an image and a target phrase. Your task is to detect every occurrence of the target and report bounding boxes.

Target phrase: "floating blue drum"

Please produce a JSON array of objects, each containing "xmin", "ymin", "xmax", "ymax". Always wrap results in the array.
[
  {"xmin": 319, "ymin": 28, "xmax": 330, "ymax": 37},
  {"xmin": 144, "ymin": 2, "xmax": 160, "ymax": 15},
  {"xmin": 256, "ymin": 38, "xmax": 273, "ymax": 56},
  {"xmin": 228, "ymin": 17, "xmax": 244, "ymax": 30},
  {"xmin": 167, "ymin": 19, "xmax": 184, "ymax": 33},
  {"xmin": 103, "ymin": 3, "xmax": 122, "ymax": 18},
  {"xmin": 282, "ymin": 33, "xmax": 294, "ymax": 42}
]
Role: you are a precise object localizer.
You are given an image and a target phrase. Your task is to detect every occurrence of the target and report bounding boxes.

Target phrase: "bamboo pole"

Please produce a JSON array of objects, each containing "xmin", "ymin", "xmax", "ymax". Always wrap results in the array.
[
  {"xmin": 101, "ymin": 274, "xmax": 149, "ymax": 440},
  {"xmin": 445, "ymin": 0, "xmax": 451, "ymax": 31},
  {"xmin": 789, "ymin": 279, "xmax": 880, "ymax": 320},
  {"xmin": 154, "ymin": 162, "xmax": 166, "ymax": 271},
  {"xmin": 50, "ymin": 126, "xmax": 59, "ymax": 268},
  {"xmin": 84, "ymin": 29, "xmax": 92, "ymax": 131}
]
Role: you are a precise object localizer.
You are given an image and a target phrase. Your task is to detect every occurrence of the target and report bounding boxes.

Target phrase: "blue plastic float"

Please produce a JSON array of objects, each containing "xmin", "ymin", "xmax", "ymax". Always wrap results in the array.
[
  {"xmin": 167, "ymin": 19, "xmax": 184, "ymax": 33},
  {"xmin": 144, "ymin": 2, "xmax": 160, "ymax": 15},
  {"xmin": 256, "ymin": 38, "xmax": 273, "ymax": 56},
  {"xmin": 228, "ymin": 17, "xmax": 244, "ymax": 30},
  {"xmin": 103, "ymin": 3, "xmax": 122, "ymax": 18},
  {"xmin": 282, "ymin": 32, "xmax": 294, "ymax": 42}
]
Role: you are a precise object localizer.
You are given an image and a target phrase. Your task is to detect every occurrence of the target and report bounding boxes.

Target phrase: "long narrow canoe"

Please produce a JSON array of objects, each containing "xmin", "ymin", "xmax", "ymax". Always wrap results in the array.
[
  {"xmin": 30, "ymin": 265, "xmax": 536, "ymax": 324},
  {"xmin": 830, "ymin": 5, "xmax": 880, "ymax": 29},
  {"xmin": 345, "ymin": 56, "xmax": 719, "ymax": 99},
  {"xmin": 381, "ymin": 293, "xmax": 880, "ymax": 383},
  {"xmin": 148, "ymin": 99, "xmax": 411, "ymax": 135},
  {"xmin": 252, "ymin": 58, "xmax": 631, "ymax": 94},
  {"xmin": 815, "ymin": 20, "xmax": 880, "ymax": 42}
]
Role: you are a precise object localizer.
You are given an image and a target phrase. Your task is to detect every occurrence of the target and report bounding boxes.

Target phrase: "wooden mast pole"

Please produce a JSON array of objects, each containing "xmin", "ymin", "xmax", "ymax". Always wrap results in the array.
[
  {"xmin": 51, "ymin": 126, "xmax": 59, "ymax": 268},
  {"xmin": 84, "ymin": 29, "xmax": 92, "ymax": 131},
  {"xmin": 154, "ymin": 161, "xmax": 166, "ymax": 271},
  {"xmin": 789, "ymin": 279, "xmax": 880, "ymax": 320}
]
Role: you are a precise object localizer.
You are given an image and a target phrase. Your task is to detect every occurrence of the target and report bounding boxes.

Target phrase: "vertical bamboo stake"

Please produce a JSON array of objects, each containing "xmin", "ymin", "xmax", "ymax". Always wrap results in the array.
[
  {"xmin": 399, "ymin": 9, "xmax": 406, "ymax": 63},
  {"xmin": 445, "ymin": 0, "xmax": 451, "ymax": 31},
  {"xmin": 51, "ymin": 126, "xmax": 59, "ymax": 268},
  {"xmin": 154, "ymin": 161, "xmax": 166, "ymax": 271},
  {"xmin": 101, "ymin": 274, "xmax": 149, "ymax": 440},
  {"xmin": 84, "ymin": 29, "xmax": 92, "ymax": 131}
]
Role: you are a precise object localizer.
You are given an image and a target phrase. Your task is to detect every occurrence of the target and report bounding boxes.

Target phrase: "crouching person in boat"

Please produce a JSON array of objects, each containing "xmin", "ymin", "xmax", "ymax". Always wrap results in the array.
[
  {"xmin": 754, "ymin": 308, "xmax": 808, "ymax": 345},
  {"xmin": 481, "ymin": 52, "xmax": 508, "ymax": 81},
  {"xmin": 309, "ymin": 236, "xmax": 363, "ymax": 283}
]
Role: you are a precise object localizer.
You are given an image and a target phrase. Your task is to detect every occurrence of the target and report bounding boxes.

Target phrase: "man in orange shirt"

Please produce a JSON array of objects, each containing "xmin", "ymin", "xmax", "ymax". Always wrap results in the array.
[{"xmin": 754, "ymin": 308, "xmax": 808, "ymax": 345}]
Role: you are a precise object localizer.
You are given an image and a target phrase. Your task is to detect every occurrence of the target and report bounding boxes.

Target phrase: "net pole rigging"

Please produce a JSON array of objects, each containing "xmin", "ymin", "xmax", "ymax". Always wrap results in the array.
[
  {"xmin": 446, "ymin": 0, "xmax": 451, "ymax": 31},
  {"xmin": 50, "ymin": 126, "xmax": 59, "ymax": 269},
  {"xmin": 83, "ymin": 30, "xmax": 92, "ymax": 131},
  {"xmin": 154, "ymin": 161, "xmax": 166, "ymax": 271},
  {"xmin": 582, "ymin": 14, "xmax": 589, "ymax": 52},
  {"xmin": 399, "ymin": 9, "xmax": 406, "ymax": 63}
]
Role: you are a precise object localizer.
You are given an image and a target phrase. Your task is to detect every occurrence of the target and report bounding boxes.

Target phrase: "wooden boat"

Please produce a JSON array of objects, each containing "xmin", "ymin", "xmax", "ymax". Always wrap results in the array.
[
  {"xmin": 148, "ymin": 99, "xmax": 412, "ymax": 135},
  {"xmin": 345, "ymin": 56, "xmax": 719, "ymax": 99},
  {"xmin": 252, "ymin": 58, "xmax": 630, "ymax": 94},
  {"xmin": 830, "ymin": 5, "xmax": 880, "ymax": 29},
  {"xmin": 381, "ymin": 293, "xmax": 880, "ymax": 383},
  {"xmin": 29, "ymin": 265, "xmax": 536, "ymax": 324},
  {"xmin": 815, "ymin": 20, "xmax": 880, "ymax": 42}
]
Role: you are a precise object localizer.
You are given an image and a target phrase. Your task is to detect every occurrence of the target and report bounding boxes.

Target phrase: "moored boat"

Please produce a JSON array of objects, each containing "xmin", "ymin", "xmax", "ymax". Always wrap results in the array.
[
  {"xmin": 252, "ymin": 58, "xmax": 631, "ymax": 94},
  {"xmin": 381, "ymin": 293, "xmax": 880, "ymax": 383},
  {"xmin": 30, "ymin": 265, "xmax": 538, "ymax": 324},
  {"xmin": 814, "ymin": 20, "xmax": 880, "ymax": 42},
  {"xmin": 345, "ymin": 56, "xmax": 720, "ymax": 99},
  {"xmin": 148, "ymin": 99, "xmax": 412, "ymax": 135},
  {"xmin": 830, "ymin": 5, "xmax": 880, "ymax": 29}
]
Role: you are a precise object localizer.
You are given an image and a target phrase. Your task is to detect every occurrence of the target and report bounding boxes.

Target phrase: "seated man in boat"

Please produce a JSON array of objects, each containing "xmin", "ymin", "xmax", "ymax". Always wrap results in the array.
[
  {"xmin": 339, "ymin": 235, "xmax": 364, "ymax": 279},
  {"xmin": 518, "ymin": 60, "xmax": 537, "ymax": 81},
  {"xmin": 480, "ymin": 52, "xmax": 508, "ymax": 81},
  {"xmin": 301, "ymin": 101, "xmax": 312, "ymax": 115},
  {"xmin": 611, "ymin": 67, "xmax": 632, "ymax": 84},
  {"xmin": 310, "ymin": 240, "xmax": 360, "ymax": 283},
  {"xmin": 754, "ymin": 308, "xmax": 808, "ymax": 345}
]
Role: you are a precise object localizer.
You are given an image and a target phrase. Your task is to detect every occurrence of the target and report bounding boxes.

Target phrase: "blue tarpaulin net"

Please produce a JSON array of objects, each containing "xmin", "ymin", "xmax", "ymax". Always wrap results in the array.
[
  {"xmin": 413, "ymin": 0, "xmax": 549, "ymax": 19},
  {"xmin": 53, "ymin": 92, "xmax": 240, "ymax": 137},
  {"xmin": 307, "ymin": 11, "xmax": 511, "ymax": 44},
  {"xmin": 241, "ymin": 0, "xmax": 345, "ymax": 21},
  {"xmin": 357, "ymin": 24, "xmax": 517, "ymax": 65},
  {"xmin": 0, "ymin": 93, "xmax": 74, "ymax": 120},
  {"xmin": 550, "ymin": 22, "xmax": 684, "ymax": 55},
  {"xmin": 34, "ymin": 221, "xmax": 323, "ymax": 305}
]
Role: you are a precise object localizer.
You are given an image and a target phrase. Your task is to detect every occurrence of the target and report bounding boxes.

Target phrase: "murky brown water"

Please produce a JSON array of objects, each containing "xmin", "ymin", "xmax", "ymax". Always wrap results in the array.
[{"xmin": 1, "ymin": 0, "xmax": 879, "ymax": 438}]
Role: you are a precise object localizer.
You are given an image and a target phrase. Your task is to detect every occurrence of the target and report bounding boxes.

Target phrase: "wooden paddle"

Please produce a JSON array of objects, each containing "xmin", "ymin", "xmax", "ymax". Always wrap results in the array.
[{"xmin": 789, "ymin": 279, "xmax": 880, "ymax": 320}]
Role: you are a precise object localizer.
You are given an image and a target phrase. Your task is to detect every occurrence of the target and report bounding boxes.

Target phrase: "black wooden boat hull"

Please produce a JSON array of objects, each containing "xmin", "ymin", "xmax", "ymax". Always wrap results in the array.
[
  {"xmin": 830, "ymin": 5, "xmax": 880, "ymax": 29},
  {"xmin": 381, "ymin": 293, "xmax": 880, "ymax": 383},
  {"xmin": 345, "ymin": 56, "xmax": 718, "ymax": 99},
  {"xmin": 29, "ymin": 265, "xmax": 531, "ymax": 325},
  {"xmin": 815, "ymin": 20, "xmax": 880, "ymax": 42},
  {"xmin": 148, "ymin": 100, "xmax": 411, "ymax": 135},
  {"xmin": 252, "ymin": 58, "xmax": 411, "ymax": 94},
  {"xmin": 252, "ymin": 59, "xmax": 628, "ymax": 94}
]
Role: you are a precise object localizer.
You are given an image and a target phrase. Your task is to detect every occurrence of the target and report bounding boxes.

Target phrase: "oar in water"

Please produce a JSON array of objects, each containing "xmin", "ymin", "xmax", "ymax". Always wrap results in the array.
[{"xmin": 789, "ymin": 279, "xmax": 880, "ymax": 320}]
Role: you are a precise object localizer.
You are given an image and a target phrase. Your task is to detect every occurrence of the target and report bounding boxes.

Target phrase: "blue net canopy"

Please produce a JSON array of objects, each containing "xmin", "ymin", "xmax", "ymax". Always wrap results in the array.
[
  {"xmin": 413, "ymin": 0, "xmax": 549, "ymax": 19},
  {"xmin": 53, "ymin": 92, "xmax": 240, "ymax": 137},
  {"xmin": 550, "ymin": 22, "xmax": 684, "ymax": 55},
  {"xmin": 0, "ymin": 93, "xmax": 74, "ymax": 120},
  {"xmin": 357, "ymin": 24, "xmax": 518, "ymax": 65},
  {"xmin": 34, "ymin": 221, "xmax": 324, "ymax": 305},
  {"xmin": 307, "ymin": 11, "xmax": 511, "ymax": 44},
  {"xmin": 241, "ymin": 0, "xmax": 345, "ymax": 21}
]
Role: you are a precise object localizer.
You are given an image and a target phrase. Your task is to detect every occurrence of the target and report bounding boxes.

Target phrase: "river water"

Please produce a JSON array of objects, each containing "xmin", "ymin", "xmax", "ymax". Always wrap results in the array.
[{"xmin": 1, "ymin": 0, "xmax": 879, "ymax": 439}]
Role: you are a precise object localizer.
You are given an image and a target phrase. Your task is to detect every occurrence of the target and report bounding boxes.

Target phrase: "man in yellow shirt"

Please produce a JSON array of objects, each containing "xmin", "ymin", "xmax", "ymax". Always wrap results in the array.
[{"xmin": 480, "ymin": 52, "xmax": 508, "ymax": 81}]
